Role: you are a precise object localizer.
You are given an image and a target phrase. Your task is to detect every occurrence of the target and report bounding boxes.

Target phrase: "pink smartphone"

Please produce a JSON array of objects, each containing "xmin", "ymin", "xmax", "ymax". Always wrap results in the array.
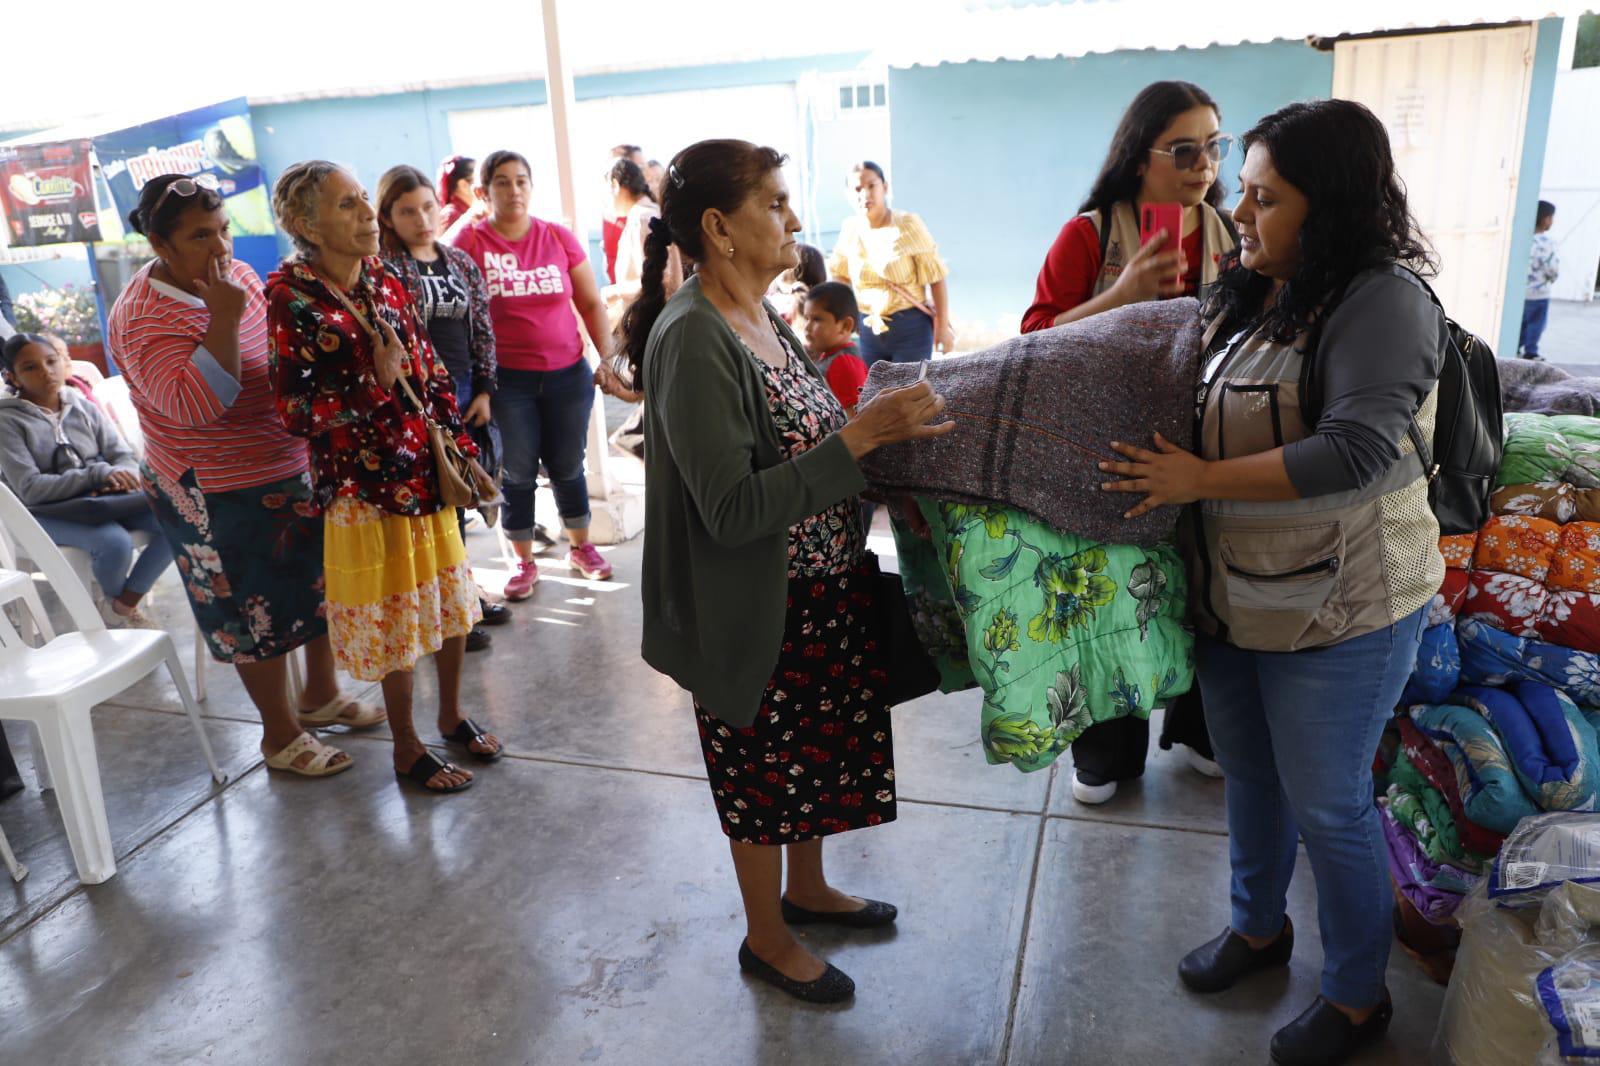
[{"xmin": 1140, "ymin": 202, "xmax": 1182, "ymax": 257}]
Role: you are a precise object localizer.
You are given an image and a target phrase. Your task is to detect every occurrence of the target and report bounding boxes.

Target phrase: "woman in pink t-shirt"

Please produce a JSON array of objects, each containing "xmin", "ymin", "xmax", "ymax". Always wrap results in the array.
[{"xmin": 449, "ymin": 150, "xmax": 614, "ymax": 597}]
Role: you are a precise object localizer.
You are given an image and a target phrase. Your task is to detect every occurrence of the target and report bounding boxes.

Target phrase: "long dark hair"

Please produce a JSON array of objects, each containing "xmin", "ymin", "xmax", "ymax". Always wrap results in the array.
[
  {"xmin": 1204, "ymin": 99, "xmax": 1435, "ymax": 345},
  {"xmin": 376, "ymin": 164, "xmax": 435, "ymax": 256},
  {"xmin": 1079, "ymin": 81, "xmax": 1225, "ymax": 216},
  {"xmin": 607, "ymin": 157, "xmax": 656, "ymax": 204},
  {"xmin": 618, "ymin": 139, "xmax": 788, "ymax": 380}
]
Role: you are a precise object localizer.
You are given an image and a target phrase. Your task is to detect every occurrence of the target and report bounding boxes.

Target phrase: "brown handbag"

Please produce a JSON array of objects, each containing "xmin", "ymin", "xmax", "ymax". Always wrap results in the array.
[{"xmin": 316, "ymin": 278, "xmax": 486, "ymax": 509}]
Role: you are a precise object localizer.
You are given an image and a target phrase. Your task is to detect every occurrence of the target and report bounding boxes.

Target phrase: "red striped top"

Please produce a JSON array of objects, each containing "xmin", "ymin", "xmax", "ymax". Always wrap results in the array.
[{"xmin": 108, "ymin": 261, "xmax": 308, "ymax": 492}]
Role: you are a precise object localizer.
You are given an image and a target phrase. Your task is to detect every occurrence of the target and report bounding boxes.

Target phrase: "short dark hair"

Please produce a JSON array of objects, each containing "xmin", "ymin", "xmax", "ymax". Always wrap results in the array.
[
  {"xmin": 441, "ymin": 155, "xmax": 476, "ymax": 189},
  {"xmin": 479, "ymin": 150, "xmax": 531, "ymax": 187},
  {"xmin": 804, "ymin": 281, "xmax": 858, "ymax": 328},
  {"xmin": 1206, "ymin": 98, "xmax": 1434, "ymax": 345},
  {"xmin": 850, "ymin": 161, "xmax": 887, "ymax": 186},
  {"xmin": 126, "ymin": 173, "xmax": 226, "ymax": 243},
  {"xmin": 793, "ymin": 243, "xmax": 825, "ymax": 288},
  {"xmin": 1538, "ymin": 200, "xmax": 1557, "ymax": 224},
  {"xmin": 2, "ymin": 332, "xmax": 52, "ymax": 377},
  {"xmin": 612, "ymin": 144, "xmax": 643, "ymax": 159}
]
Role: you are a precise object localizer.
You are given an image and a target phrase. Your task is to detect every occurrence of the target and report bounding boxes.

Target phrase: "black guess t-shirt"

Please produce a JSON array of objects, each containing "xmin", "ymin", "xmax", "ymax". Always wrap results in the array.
[{"xmin": 416, "ymin": 255, "xmax": 471, "ymax": 386}]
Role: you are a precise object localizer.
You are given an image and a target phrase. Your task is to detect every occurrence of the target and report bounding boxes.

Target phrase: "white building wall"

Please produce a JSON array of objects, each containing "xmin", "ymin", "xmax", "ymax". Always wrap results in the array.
[{"xmin": 1539, "ymin": 66, "xmax": 1600, "ymax": 302}]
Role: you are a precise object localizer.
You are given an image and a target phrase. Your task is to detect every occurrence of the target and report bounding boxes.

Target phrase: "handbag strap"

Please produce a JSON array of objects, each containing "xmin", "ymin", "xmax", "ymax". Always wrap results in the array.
[{"xmin": 300, "ymin": 273, "xmax": 433, "ymax": 422}]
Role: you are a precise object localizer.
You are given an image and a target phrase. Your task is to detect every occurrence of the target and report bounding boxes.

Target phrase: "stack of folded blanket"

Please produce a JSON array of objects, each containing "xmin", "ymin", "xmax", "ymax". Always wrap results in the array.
[
  {"xmin": 1386, "ymin": 412, "xmax": 1600, "ymax": 946},
  {"xmin": 861, "ymin": 298, "xmax": 1204, "ymax": 771}
]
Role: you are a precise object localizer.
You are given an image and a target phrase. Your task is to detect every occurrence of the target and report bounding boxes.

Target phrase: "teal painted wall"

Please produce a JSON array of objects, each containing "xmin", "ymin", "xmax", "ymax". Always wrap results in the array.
[
  {"xmin": 1501, "ymin": 18, "xmax": 1565, "ymax": 358},
  {"xmin": 887, "ymin": 41, "xmax": 1336, "ymax": 333}
]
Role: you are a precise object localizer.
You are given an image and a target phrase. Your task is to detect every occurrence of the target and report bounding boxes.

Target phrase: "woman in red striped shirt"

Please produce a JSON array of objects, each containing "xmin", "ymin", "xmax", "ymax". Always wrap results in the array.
[{"xmin": 110, "ymin": 174, "xmax": 382, "ymax": 779}]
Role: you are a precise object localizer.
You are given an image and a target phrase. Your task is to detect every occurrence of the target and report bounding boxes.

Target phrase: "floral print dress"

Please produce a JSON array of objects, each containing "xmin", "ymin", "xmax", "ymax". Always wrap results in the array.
[{"xmin": 694, "ymin": 326, "xmax": 896, "ymax": 845}]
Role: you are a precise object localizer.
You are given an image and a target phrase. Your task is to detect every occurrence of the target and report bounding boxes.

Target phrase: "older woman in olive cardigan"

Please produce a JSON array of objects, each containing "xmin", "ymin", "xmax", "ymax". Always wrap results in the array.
[{"xmin": 619, "ymin": 140, "xmax": 951, "ymax": 1004}]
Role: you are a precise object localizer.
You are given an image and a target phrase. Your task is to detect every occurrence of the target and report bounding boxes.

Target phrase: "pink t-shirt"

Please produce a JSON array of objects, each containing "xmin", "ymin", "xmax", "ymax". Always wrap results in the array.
[{"xmin": 451, "ymin": 217, "xmax": 588, "ymax": 372}]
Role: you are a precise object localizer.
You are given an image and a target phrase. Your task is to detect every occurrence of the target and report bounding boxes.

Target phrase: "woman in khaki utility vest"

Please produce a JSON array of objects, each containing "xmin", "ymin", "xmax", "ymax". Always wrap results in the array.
[
  {"xmin": 1100, "ymin": 99, "xmax": 1445, "ymax": 1066},
  {"xmin": 1023, "ymin": 79, "xmax": 1238, "ymax": 806}
]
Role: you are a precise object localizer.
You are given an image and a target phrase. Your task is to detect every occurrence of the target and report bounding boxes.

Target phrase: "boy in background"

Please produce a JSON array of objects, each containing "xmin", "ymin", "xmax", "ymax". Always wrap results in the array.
[
  {"xmin": 802, "ymin": 281, "xmax": 869, "ymax": 414},
  {"xmin": 1521, "ymin": 200, "xmax": 1560, "ymax": 360}
]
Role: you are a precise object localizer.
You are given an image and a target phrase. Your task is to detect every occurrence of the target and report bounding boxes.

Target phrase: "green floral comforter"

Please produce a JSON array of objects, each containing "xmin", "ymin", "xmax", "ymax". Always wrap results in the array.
[{"xmin": 895, "ymin": 500, "xmax": 1194, "ymax": 773}]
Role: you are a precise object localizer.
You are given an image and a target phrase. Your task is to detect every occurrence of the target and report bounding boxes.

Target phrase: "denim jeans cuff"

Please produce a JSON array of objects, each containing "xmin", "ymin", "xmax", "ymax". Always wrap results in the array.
[
  {"xmin": 561, "ymin": 513, "xmax": 593, "ymax": 531},
  {"xmin": 505, "ymin": 526, "xmax": 537, "ymax": 544}
]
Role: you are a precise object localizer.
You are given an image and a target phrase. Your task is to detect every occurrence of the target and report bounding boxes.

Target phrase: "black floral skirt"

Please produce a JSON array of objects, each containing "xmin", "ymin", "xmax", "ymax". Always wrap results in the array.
[{"xmin": 695, "ymin": 561, "xmax": 897, "ymax": 845}]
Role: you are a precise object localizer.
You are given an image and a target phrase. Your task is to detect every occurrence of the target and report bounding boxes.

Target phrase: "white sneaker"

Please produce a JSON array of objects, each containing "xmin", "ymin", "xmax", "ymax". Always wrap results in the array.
[
  {"xmin": 1183, "ymin": 745, "xmax": 1224, "ymax": 779},
  {"xmin": 1071, "ymin": 772, "xmax": 1118, "ymax": 806}
]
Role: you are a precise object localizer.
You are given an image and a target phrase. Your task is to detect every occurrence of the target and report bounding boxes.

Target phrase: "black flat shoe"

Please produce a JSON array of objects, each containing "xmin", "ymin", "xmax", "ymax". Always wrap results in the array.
[
  {"xmin": 479, "ymin": 601, "xmax": 511, "ymax": 626},
  {"xmin": 781, "ymin": 896, "xmax": 898, "ymax": 928},
  {"xmin": 1270, "ymin": 992, "xmax": 1393, "ymax": 1066},
  {"xmin": 1178, "ymin": 917, "xmax": 1293, "ymax": 993},
  {"xmin": 465, "ymin": 625, "xmax": 492, "ymax": 652},
  {"xmin": 737, "ymin": 939, "xmax": 854, "ymax": 1004}
]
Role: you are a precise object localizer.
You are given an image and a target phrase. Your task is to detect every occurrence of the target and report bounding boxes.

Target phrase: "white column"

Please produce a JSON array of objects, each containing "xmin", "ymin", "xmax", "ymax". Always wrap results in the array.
[{"xmin": 539, "ymin": 0, "xmax": 641, "ymax": 543}]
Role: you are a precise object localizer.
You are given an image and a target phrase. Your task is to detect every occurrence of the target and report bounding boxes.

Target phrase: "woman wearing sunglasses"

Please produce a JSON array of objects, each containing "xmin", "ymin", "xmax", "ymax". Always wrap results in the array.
[
  {"xmin": 1020, "ymin": 80, "xmax": 1238, "ymax": 806},
  {"xmin": 0, "ymin": 332, "xmax": 173, "ymax": 626},
  {"xmin": 109, "ymin": 172, "xmax": 383, "ymax": 779}
]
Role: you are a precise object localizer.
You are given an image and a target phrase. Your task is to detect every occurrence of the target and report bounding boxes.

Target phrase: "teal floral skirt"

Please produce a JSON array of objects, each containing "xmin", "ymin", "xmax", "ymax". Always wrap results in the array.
[{"xmin": 143, "ymin": 465, "xmax": 328, "ymax": 664}]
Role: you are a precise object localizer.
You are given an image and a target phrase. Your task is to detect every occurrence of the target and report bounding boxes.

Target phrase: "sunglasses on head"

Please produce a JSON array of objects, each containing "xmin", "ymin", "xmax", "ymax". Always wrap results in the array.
[
  {"xmin": 149, "ymin": 173, "xmax": 221, "ymax": 218},
  {"xmin": 1150, "ymin": 135, "xmax": 1234, "ymax": 171}
]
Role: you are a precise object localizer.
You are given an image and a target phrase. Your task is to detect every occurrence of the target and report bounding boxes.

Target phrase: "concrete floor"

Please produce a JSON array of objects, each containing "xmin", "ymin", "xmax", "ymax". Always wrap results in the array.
[{"xmin": 0, "ymin": 522, "xmax": 1447, "ymax": 1066}]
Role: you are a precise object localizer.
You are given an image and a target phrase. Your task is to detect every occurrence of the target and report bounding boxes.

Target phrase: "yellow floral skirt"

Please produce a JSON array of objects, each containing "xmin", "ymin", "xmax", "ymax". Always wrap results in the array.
[{"xmin": 324, "ymin": 498, "xmax": 481, "ymax": 681}]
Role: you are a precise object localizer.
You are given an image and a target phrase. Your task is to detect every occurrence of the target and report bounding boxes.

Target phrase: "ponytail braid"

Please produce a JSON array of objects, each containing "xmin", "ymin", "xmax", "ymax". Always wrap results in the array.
[{"xmin": 619, "ymin": 221, "xmax": 675, "ymax": 381}]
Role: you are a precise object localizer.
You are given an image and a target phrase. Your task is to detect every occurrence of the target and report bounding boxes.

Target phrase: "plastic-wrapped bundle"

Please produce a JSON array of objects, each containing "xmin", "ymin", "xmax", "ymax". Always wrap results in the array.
[
  {"xmin": 1433, "ymin": 880, "xmax": 1600, "ymax": 1066},
  {"xmin": 1490, "ymin": 813, "xmax": 1600, "ymax": 907},
  {"xmin": 1455, "ymin": 684, "xmax": 1600, "ymax": 814},
  {"xmin": 1498, "ymin": 413, "xmax": 1600, "ymax": 489}
]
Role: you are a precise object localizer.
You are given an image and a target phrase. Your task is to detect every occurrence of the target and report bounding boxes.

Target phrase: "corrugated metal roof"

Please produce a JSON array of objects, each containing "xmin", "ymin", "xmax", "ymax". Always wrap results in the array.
[{"xmin": 870, "ymin": 0, "xmax": 1590, "ymax": 68}]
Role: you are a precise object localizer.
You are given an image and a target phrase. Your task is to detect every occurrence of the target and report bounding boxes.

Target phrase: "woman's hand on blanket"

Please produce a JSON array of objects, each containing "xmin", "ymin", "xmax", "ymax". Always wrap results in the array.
[
  {"xmin": 840, "ymin": 382, "xmax": 955, "ymax": 458},
  {"xmin": 1099, "ymin": 433, "xmax": 1207, "ymax": 518}
]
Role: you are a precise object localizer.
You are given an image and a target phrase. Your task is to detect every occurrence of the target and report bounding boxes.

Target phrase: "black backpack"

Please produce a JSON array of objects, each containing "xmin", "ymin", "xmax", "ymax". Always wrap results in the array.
[{"xmin": 1301, "ymin": 265, "xmax": 1503, "ymax": 536}]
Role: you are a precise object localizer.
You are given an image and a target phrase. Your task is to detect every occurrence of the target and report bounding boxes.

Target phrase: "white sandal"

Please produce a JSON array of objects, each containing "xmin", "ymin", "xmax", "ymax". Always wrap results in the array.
[
  {"xmin": 298, "ymin": 696, "xmax": 386, "ymax": 731},
  {"xmin": 262, "ymin": 732, "xmax": 353, "ymax": 777}
]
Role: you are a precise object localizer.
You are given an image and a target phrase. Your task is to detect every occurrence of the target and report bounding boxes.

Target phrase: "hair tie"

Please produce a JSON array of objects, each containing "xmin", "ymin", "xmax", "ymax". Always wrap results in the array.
[
  {"xmin": 666, "ymin": 163, "xmax": 685, "ymax": 189},
  {"xmin": 648, "ymin": 215, "xmax": 673, "ymax": 244}
]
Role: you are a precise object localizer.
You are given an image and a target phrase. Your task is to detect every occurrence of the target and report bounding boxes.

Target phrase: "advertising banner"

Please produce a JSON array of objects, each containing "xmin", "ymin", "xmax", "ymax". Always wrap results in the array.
[
  {"xmin": 0, "ymin": 140, "xmax": 102, "ymax": 246},
  {"xmin": 95, "ymin": 99, "xmax": 274, "ymax": 237}
]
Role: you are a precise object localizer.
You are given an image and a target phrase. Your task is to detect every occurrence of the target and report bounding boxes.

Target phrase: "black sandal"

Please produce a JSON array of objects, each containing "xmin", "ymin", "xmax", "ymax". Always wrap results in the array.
[
  {"xmin": 440, "ymin": 717, "xmax": 503, "ymax": 763},
  {"xmin": 397, "ymin": 750, "xmax": 474, "ymax": 793}
]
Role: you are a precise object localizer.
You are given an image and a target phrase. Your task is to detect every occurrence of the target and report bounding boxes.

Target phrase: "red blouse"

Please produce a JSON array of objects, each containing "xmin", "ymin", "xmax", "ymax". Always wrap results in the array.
[
  {"xmin": 265, "ymin": 256, "xmax": 476, "ymax": 517},
  {"xmin": 1021, "ymin": 216, "xmax": 1203, "ymax": 334}
]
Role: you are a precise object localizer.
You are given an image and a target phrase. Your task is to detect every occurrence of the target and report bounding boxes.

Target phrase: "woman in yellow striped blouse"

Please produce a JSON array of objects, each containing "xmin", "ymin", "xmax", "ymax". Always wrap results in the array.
[{"xmin": 828, "ymin": 161, "xmax": 953, "ymax": 365}]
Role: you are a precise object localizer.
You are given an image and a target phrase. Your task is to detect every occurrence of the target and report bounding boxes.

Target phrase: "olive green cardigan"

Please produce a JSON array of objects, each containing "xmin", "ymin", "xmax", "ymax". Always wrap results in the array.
[{"xmin": 640, "ymin": 276, "xmax": 867, "ymax": 727}]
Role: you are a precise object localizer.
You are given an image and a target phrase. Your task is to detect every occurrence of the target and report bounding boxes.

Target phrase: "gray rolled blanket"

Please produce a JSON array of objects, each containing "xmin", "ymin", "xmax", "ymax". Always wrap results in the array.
[
  {"xmin": 1497, "ymin": 358, "xmax": 1600, "ymax": 416},
  {"xmin": 858, "ymin": 298, "xmax": 1204, "ymax": 547}
]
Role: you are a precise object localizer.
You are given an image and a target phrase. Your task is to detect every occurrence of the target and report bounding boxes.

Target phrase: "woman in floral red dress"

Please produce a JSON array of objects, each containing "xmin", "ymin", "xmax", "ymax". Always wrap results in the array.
[
  {"xmin": 266, "ymin": 160, "xmax": 505, "ymax": 794},
  {"xmin": 619, "ymin": 140, "xmax": 954, "ymax": 1003}
]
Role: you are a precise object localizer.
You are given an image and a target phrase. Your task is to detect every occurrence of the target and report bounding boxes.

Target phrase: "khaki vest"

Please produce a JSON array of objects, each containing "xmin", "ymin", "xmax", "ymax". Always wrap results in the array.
[
  {"xmin": 1185, "ymin": 314, "xmax": 1444, "ymax": 652},
  {"xmin": 1087, "ymin": 202, "xmax": 1234, "ymax": 303}
]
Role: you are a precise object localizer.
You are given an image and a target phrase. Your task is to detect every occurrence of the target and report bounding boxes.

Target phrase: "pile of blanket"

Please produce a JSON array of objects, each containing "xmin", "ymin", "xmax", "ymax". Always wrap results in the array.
[
  {"xmin": 1386, "ymin": 412, "xmax": 1600, "ymax": 941},
  {"xmin": 863, "ymin": 298, "xmax": 1205, "ymax": 771}
]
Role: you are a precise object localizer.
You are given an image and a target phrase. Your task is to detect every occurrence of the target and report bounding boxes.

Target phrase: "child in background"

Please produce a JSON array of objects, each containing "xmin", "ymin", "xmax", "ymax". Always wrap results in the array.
[
  {"xmin": 802, "ymin": 281, "xmax": 869, "ymax": 414},
  {"xmin": 1521, "ymin": 199, "xmax": 1560, "ymax": 360}
]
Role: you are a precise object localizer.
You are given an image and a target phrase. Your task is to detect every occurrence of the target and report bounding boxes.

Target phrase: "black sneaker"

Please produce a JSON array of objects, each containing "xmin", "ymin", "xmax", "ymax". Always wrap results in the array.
[
  {"xmin": 1270, "ymin": 991, "xmax": 1393, "ymax": 1065},
  {"xmin": 479, "ymin": 600, "xmax": 511, "ymax": 626},
  {"xmin": 465, "ymin": 625, "xmax": 492, "ymax": 652},
  {"xmin": 1178, "ymin": 917, "xmax": 1294, "ymax": 993}
]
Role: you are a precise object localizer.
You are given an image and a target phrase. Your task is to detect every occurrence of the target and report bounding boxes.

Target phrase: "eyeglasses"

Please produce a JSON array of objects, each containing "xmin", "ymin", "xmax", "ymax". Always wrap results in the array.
[
  {"xmin": 1150, "ymin": 135, "xmax": 1234, "ymax": 171},
  {"xmin": 149, "ymin": 173, "xmax": 221, "ymax": 218}
]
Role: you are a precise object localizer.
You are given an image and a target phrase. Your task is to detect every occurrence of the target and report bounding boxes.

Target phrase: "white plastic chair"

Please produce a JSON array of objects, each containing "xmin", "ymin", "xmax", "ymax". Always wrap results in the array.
[
  {"xmin": 0, "ymin": 482, "xmax": 225, "ymax": 885},
  {"xmin": 0, "ymin": 569, "xmax": 39, "ymax": 881}
]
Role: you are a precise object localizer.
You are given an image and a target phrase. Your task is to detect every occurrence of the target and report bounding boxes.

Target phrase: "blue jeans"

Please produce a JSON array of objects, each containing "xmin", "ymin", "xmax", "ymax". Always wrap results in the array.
[
  {"xmin": 35, "ymin": 505, "xmax": 173, "ymax": 600},
  {"xmin": 859, "ymin": 308, "xmax": 934, "ymax": 367},
  {"xmin": 1197, "ymin": 607, "xmax": 1427, "ymax": 1007},
  {"xmin": 492, "ymin": 361, "xmax": 592, "ymax": 543},
  {"xmin": 1520, "ymin": 298, "xmax": 1551, "ymax": 357}
]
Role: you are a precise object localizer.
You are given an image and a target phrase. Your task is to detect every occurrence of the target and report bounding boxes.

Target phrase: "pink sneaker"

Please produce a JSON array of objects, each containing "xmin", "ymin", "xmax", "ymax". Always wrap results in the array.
[
  {"xmin": 566, "ymin": 543, "xmax": 613, "ymax": 580},
  {"xmin": 504, "ymin": 559, "xmax": 541, "ymax": 601}
]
